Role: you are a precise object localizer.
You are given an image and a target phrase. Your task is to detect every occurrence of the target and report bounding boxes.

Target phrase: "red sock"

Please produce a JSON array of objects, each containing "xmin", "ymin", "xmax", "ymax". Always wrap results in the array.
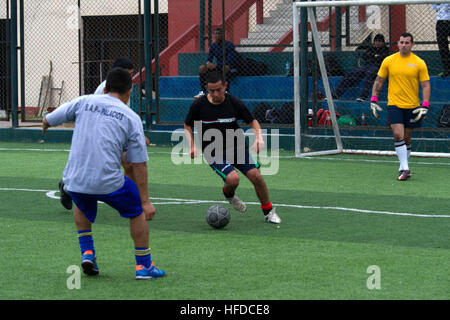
[
  {"xmin": 223, "ymin": 187, "xmax": 234, "ymax": 199},
  {"xmin": 261, "ymin": 202, "xmax": 272, "ymax": 215}
]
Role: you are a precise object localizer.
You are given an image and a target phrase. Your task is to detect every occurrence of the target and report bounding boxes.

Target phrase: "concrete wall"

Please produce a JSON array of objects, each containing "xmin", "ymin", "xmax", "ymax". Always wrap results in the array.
[{"xmin": 17, "ymin": 0, "xmax": 168, "ymax": 109}]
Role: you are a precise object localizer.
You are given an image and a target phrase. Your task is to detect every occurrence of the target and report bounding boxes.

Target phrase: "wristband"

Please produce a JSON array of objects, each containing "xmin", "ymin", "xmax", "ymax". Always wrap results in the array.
[
  {"xmin": 422, "ymin": 101, "xmax": 429, "ymax": 108},
  {"xmin": 370, "ymin": 96, "xmax": 378, "ymax": 103}
]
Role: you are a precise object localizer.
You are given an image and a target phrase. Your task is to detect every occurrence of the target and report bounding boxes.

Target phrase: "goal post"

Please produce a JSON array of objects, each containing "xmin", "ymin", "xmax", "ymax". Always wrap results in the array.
[{"xmin": 293, "ymin": 0, "xmax": 450, "ymax": 158}]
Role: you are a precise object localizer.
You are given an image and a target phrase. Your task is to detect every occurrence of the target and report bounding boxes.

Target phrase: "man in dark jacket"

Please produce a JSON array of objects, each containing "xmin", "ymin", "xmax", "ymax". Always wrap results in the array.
[
  {"xmin": 195, "ymin": 28, "xmax": 243, "ymax": 98},
  {"xmin": 331, "ymin": 34, "xmax": 389, "ymax": 102}
]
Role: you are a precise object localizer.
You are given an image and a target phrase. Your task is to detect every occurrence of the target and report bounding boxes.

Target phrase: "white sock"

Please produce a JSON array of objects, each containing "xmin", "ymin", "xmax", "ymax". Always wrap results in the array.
[{"xmin": 395, "ymin": 140, "xmax": 409, "ymax": 171}]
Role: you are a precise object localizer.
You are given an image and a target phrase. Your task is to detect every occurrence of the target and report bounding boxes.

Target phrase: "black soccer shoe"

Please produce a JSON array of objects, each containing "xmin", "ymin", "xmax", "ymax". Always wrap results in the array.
[{"xmin": 58, "ymin": 180, "xmax": 73, "ymax": 210}]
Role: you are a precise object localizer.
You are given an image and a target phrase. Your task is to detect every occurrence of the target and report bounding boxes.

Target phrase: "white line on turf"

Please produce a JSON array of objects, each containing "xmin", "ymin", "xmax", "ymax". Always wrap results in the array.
[
  {"xmin": 0, "ymin": 187, "xmax": 448, "ymax": 219},
  {"xmin": 1, "ymin": 147, "xmax": 449, "ymax": 165}
]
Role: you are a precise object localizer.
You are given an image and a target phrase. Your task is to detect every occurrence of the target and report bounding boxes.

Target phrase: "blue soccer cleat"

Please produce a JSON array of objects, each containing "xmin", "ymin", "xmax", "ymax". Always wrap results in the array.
[
  {"xmin": 81, "ymin": 250, "xmax": 99, "ymax": 276},
  {"xmin": 136, "ymin": 262, "xmax": 166, "ymax": 280}
]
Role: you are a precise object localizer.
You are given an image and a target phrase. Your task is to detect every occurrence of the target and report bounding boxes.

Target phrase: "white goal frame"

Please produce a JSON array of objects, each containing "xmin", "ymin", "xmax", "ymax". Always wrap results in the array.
[{"xmin": 293, "ymin": 0, "xmax": 450, "ymax": 158}]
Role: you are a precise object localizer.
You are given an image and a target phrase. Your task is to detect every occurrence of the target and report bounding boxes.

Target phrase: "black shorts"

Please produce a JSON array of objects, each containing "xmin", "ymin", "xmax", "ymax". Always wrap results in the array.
[
  {"xmin": 387, "ymin": 105, "xmax": 422, "ymax": 128},
  {"xmin": 208, "ymin": 149, "xmax": 260, "ymax": 180}
]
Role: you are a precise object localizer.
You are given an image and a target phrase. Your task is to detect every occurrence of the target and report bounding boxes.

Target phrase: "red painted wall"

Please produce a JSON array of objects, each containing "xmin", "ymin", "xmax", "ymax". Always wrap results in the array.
[
  {"xmin": 390, "ymin": 5, "xmax": 406, "ymax": 51},
  {"xmin": 167, "ymin": 0, "xmax": 250, "ymax": 76}
]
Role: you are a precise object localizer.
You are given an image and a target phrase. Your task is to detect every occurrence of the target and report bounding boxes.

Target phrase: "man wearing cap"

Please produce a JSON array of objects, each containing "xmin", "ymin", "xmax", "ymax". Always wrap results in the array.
[
  {"xmin": 194, "ymin": 28, "xmax": 243, "ymax": 98},
  {"xmin": 330, "ymin": 34, "xmax": 389, "ymax": 102}
]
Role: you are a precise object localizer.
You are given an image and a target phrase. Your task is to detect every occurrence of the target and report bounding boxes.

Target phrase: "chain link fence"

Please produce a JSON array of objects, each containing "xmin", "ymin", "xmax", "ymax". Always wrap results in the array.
[
  {"xmin": 305, "ymin": 3, "xmax": 448, "ymax": 130},
  {"xmin": 18, "ymin": 0, "xmax": 169, "ymax": 123},
  {"xmin": 5, "ymin": 0, "xmax": 449, "ymax": 132},
  {"xmin": 0, "ymin": 1, "xmax": 10, "ymax": 120},
  {"xmin": 158, "ymin": 0, "xmax": 297, "ymax": 126}
]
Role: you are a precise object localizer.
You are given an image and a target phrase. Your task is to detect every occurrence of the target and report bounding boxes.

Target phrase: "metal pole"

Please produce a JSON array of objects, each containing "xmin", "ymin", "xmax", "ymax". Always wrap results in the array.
[
  {"xmin": 19, "ymin": 0, "xmax": 25, "ymax": 122},
  {"xmin": 10, "ymin": 0, "xmax": 18, "ymax": 127},
  {"xmin": 221, "ymin": 0, "xmax": 226, "ymax": 81},
  {"xmin": 138, "ymin": 0, "xmax": 143, "ymax": 117},
  {"xmin": 78, "ymin": 0, "xmax": 81, "ymax": 96},
  {"xmin": 154, "ymin": 0, "xmax": 160, "ymax": 124},
  {"xmin": 293, "ymin": 3, "xmax": 300, "ymax": 157},
  {"xmin": 6, "ymin": 0, "xmax": 10, "ymax": 122},
  {"xmin": 300, "ymin": 1, "xmax": 308, "ymax": 134},
  {"xmin": 294, "ymin": 0, "xmax": 449, "ymax": 7},
  {"xmin": 199, "ymin": 0, "xmax": 205, "ymax": 52},
  {"xmin": 345, "ymin": 8, "xmax": 350, "ymax": 47},
  {"xmin": 336, "ymin": 7, "xmax": 342, "ymax": 51},
  {"xmin": 388, "ymin": 6, "xmax": 392, "ymax": 51},
  {"xmin": 308, "ymin": 7, "xmax": 343, "ymax": 152},
  {"xmin": 144, "ymin": 0, "xmax": 153, "ymax": 130},
  {"xmin": 207, "ymin": 0, "xmax": 212, "ymax": 48}
]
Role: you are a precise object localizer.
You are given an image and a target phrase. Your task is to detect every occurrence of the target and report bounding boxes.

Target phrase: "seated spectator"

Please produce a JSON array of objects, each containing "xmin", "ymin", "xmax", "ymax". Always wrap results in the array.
[
  {"xmin": 195, "ymin": 28, "xmax": 243, "ymax": 98},
  {"xmin": 330, "ymin": 34, "xmax": 389, "ymax": 102},
  {"xmin": 431, "ymin": 4, "xmax": 450, "ymax": 78}
]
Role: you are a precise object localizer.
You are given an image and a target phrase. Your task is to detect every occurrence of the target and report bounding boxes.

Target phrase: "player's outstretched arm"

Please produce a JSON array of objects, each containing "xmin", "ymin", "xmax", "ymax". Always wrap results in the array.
[
  {"xmin": 371, "ymin": 75, "xmax": 385, "ymax": 98},
  {"xmin": 421, "ymin": 80, "xmax": 431, "ymax": 103},
  {"xmin": 249, "ymin": 119, "xmax": 265, "ymax": 153},
  {"xmin": 184, "ymin": 123, "xmax": 199, "ymax": 158},
  {"xmin": 370, "ymin": 76, "xmax": 386, "ymax": 118},
  {"xmin": 412, "ymin": 80, "xmax": 431, "ymax": 122}
]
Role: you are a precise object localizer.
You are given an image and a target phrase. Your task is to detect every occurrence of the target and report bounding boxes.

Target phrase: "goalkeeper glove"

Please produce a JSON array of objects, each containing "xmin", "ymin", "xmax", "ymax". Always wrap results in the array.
[
  {"xmin": 412, "ymin": 101, "xmax": 429, "ymax": 122},
  {"xmin": 370, "ymin": 96, "xmax": 382, "ymax": 118}
]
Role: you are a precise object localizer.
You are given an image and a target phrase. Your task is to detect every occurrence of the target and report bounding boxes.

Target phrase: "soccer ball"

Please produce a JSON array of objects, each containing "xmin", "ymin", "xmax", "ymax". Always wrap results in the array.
[{"xmin": 206, "ymin": 205, "xmax": 230, "ymax": 229}]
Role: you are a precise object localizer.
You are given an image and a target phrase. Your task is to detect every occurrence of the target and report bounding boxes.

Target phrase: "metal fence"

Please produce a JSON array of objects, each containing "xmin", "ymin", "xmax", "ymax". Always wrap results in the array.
[
  {"xmin": 18, "ymin": 0, "xmax": 148, "ymax": 122},
  {"xmin": 302, "ymin": 3, "xmax": 448, "ymax": 130},
  {"xmin": 0, "ymin": 1, "xmax": 10, "ymax": 120},
  {"xmin": 3, "ymin": 0, "xmax": 449, "ymax": 130}
]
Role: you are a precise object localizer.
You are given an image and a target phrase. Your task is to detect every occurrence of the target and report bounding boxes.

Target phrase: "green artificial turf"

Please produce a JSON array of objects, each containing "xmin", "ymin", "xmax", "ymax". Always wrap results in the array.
[{"xmin": 0, "ymin": 141, "xmax": 449, "ymax": 300}]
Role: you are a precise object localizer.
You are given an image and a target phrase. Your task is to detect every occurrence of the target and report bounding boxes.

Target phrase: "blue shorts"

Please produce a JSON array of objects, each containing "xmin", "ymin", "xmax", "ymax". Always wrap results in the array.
[
  {"xmin": 387, "ymin": 105, "xmax": 422, "ymax": 128},
  {"xmin": 209, "ymin": 149, "xmax": 260, "ymax": 180},
  {"xmin": 69, "ymin": 176, "xmax": 143, "ymax": 223}
]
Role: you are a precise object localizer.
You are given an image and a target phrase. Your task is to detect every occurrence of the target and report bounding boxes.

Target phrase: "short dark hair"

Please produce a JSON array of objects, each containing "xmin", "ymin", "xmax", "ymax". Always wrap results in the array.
[
  {"xmin": 373, "ymin": 34, "xmax": 385, "ymax": 42},
  {"xmin": 112, "ymin": 57, "xmax": 134, "ymax": 70},
  {"xmin": 206, "ymin": 70, "xmax": 225, "ymax": 84},
  {"xmin": 399, "ymin": 32, "xmax": 414, "ymax": 43},
  {"xmin": 105, "ymin": 68, "xmax": 132, "ymax": 95}
]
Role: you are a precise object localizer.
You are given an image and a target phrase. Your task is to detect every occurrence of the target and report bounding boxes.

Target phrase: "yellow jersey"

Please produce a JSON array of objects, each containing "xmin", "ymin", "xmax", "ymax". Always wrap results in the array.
[{"xmin": 377, "ymin": 52, "xmax": 430, "ymax": 109}]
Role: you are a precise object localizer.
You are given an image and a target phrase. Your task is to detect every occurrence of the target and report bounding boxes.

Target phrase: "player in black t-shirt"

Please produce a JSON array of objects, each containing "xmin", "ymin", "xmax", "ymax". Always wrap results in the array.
[{"xmin": 184, "ymin": 71, "xmax": 281, "ymax": 224}]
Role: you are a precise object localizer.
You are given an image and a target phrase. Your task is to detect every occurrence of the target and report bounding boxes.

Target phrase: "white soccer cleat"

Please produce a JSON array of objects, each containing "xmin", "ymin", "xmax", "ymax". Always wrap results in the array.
[
  {"xmin": 227, "ymin": 195, "xmax": 247, "ymax": 212},
  {"xmin": 264, "ymin": 208, "xmax": 281, "ymax": 224}
]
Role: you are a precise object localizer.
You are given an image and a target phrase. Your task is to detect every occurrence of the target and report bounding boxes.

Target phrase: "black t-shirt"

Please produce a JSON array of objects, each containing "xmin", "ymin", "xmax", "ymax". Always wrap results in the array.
[
  {"xmin": 363, "ymin": 45, "xmax": 389, "ymax": 68},
  {"xmin": 184, "ymin": 94, "xmax": 254, "ymax": 153}
]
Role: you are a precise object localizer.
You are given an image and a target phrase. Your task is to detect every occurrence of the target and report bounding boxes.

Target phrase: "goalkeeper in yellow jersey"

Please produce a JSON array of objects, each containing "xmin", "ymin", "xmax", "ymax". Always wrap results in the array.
[{"xmin": 370, "ymin": 33, "xmax": 431, "ymax": 181}]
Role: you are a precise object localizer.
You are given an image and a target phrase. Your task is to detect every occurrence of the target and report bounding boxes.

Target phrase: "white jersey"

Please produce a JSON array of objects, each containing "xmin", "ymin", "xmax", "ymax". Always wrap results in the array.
[
  {"xmin": 94, "ymin": 80, "xmax": 106, "ymax": 95},
  {"xmin": 94, "ymin": 80, "xmax": 131, "ymax": 106},
  {"xmin": 46, "ymin": 94, "xmax": 148, "ymax": 194}
]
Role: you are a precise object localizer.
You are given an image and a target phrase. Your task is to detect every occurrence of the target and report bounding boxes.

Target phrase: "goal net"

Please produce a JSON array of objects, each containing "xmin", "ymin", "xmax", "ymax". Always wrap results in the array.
[{"xmin": 292, "ymin": 0, "xmax": 450, "ymax": 157}]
